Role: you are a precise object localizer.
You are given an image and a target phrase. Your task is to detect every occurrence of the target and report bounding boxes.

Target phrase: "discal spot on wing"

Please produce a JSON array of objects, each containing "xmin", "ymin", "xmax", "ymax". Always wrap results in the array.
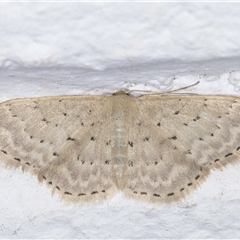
[{"xmin": 0, "ymin": 93, "xmax": 240, "ymax": 204}]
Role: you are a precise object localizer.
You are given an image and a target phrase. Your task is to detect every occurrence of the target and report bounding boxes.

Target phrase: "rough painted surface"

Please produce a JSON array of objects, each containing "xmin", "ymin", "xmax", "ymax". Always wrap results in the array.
[{"xmin": 1, "ymin": 3, "xmax": 240, "ymax": 68}]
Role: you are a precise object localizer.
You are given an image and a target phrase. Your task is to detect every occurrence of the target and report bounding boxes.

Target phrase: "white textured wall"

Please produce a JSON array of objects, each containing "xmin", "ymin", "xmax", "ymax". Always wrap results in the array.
[
  {"xmin": 1, "ymin": 3, "xmax": 240, "ymax": 238},
  {"xmin": 1, "ymin": 3, "xmax": 240, "ymax": 69}
]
